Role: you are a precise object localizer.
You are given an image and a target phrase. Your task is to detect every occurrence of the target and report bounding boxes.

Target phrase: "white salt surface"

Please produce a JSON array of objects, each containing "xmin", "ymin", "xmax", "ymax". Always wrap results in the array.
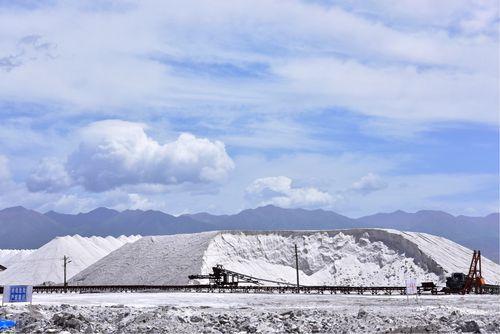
[
  {"xmin": 0, "ymin": 235, "xmax": 141, "ymax": 285},
  {"xmin": 71, "ymin": 232, "xmax": 219, "ymax": 285},
  {"xmin": 0, "ymin": 249, "xmax": 34, "ymax": 268},
  {"xmin": 395, "ymin": 230, "xmax": 500, "ymax": 285},
  {"xmin": 18, "ymin": 291, "xmax": 500, "ymax": 310},
  {"xmin": 73, "ymin": 229, "xmax": 500, "ymax": 287},
  {"xmin": 202, "ymin": 231, "xmax": 440, "ymax": 286}
]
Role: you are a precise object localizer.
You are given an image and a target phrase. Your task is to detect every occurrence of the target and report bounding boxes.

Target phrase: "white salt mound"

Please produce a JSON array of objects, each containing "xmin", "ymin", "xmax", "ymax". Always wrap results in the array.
[
  {"xmin": 0, "ymin": 235, "xmax": 141, "ymax": 285},
  {"xmin": 0, "ymin": 249, "xmax": 35, "ymax": 269},
  {"xmin": 73, "ymin": 232, "xmax": 218, "ymax": 285},
  {"xmin": 71, "ymin": 229, "xmax": 500, "ymax": 286}
]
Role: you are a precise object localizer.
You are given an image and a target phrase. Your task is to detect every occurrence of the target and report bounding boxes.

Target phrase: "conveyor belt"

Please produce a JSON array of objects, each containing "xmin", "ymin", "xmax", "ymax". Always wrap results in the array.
[{"xmin": 0, "ymin": 284, "xmax": 497, "ymax": 295}]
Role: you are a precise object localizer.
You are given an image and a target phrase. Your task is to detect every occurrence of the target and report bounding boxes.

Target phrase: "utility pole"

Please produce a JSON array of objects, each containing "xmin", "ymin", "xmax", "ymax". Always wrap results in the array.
[
  {"xmin": 63, "ymin": 255, "xmax": 71, "ymax": 287},
  {"xmin": 294, "ymin": 244, "xmax": 300, "ymax": 292}
]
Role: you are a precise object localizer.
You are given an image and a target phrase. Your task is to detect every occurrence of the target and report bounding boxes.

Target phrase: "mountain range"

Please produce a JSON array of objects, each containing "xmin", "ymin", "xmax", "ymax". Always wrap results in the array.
[{"xmin": 0, "ymin": 205, "xmax": 498, "ymax": 263}]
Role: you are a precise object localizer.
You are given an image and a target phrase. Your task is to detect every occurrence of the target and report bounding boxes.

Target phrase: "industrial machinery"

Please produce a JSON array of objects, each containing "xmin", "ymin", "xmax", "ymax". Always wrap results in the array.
[
  {"xmin": 462, "ymin": 250, "xmax": 485, "ymax": 294},
  {"xmin": 188, "ymin": 265, "xmax": 253, "ymax": 286},
  {"xmin": 188, "ymin": 264, "xmax": 295, "ymax": 287},
  {"xmin": 420, "ymin": 281, "xmax": 438, "ymax": 294},
  {"xmin": 445, "ymin": 273, "xmax": 467, "ymax": 293},
  {"xmin": 444, "ymin": 250, "xmax": 491, "ymax": 294}
]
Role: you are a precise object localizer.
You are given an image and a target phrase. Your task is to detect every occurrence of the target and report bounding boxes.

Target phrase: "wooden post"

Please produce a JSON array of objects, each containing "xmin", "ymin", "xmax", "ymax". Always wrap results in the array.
[
  {"xmin": 295, "ymin": 244, "xmax": 300, "ymax": 292},
  {"xmin": 63, "ymin": 256, "xmax": 71, "ymax": 288}
]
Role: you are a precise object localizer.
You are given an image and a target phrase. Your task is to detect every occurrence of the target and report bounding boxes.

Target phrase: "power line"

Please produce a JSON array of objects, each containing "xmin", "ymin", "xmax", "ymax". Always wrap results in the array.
[{"xmin": 0, "ymin": 257, "xmax": 71, "ymax": 263}]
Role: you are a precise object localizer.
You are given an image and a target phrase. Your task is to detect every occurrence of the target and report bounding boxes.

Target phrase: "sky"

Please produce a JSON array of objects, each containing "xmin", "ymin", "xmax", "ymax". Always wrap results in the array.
[{"xmin": 0, "ymin": 0, "xmax": 498, "ymax": 217}]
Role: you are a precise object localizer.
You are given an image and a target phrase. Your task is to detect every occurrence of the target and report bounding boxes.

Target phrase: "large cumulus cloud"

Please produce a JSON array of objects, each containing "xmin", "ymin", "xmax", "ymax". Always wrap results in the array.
[
  {"xmin": 28, "ymin": 120, "xmax": 234, "ymax": 192},
  {"xmin": 26, "ymin": 158, "xmax": 73, "ymax": 192}
]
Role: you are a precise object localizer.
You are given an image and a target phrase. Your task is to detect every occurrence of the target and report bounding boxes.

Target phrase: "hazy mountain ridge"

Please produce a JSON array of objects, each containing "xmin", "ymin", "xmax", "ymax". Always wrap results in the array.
[
  {"xmin": 0, "ymin": 205, "xmax": 498, "ymax": 262},
  {"xmin": 0, "ymin": 206, "xmax": 63, "ymax": 249}
]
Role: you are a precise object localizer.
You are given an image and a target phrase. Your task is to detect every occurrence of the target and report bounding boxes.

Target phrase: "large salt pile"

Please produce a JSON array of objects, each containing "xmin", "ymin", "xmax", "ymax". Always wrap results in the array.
[
  {"xmin": 0, "ymin": 249, "xmax": 34, "ymax": 269},
  {"xmin": 0, "ymin": 235, "xmax": 141, "ymax": 285},
  {"xmin": 73, "ymin": 232, "xmax": 218, "ymax": 285},
  {"xmin": 71, "ymin": 229, "xmax": 500, "ymax": 286}
]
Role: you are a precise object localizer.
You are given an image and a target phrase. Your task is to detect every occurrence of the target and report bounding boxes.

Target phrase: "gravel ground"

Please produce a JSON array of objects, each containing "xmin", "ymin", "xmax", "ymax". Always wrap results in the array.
[{"xmin": 0, "ymin": 293, "xmax": 499, "ymax": 333}]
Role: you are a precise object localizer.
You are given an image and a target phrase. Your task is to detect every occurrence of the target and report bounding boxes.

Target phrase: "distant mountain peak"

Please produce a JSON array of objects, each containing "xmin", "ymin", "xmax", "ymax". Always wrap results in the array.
[
  {"xmin": 0, "ymin": 206, "xmax": 33, "ymax": 213},
  {"xmin": 87, "ymin": 207, "xmax": 118, "ymax": 214},
  {"xmin": 244, "ymin": 205, "xmax": 306, "ymax": 213},
  {"xmin": 415, "ymin": 209, "xmax": 454, "ymax": 217},
  {"xmin": 1, "ymin": 206, "xmax": 49, "ymax": 220}
]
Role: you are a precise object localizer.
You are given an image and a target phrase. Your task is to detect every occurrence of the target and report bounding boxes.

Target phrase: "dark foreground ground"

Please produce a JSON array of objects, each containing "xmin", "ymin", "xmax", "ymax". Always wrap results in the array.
[{"xmin": 0, "ymin": 293, "xmax": 498, "ymax": 333}]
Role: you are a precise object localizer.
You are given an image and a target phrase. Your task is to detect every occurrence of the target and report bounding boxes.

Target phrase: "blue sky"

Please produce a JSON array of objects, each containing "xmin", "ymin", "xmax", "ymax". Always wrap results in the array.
[{"xmin": 0, "ymin": 0, "xmax": 498, "ymax": 216}]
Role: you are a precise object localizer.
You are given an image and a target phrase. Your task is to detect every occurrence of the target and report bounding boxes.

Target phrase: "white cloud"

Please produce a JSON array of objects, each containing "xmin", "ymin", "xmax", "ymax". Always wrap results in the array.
[
  {"xmin": 332, "ymin": 0, "xmax": 497, "ymax": 31},
  {"xmin": 0, "ymin": 155, "xmax": 10, "ymax": 183},
  {"xmin": 358, "ymin": 0, "xmax": 498, "ymax": 36},
  {"xmin": 272, "ymin": 57, "xmax": 497, "ymax": 124},
  {"xmin": 0, "ymin": 150, "xmax": 496, "ymax": 217},
  {"xmin": 26, "ymin": 157, "xmax": 73, "ymax": 192},
  {"xmin": 459, "ymin": 6, "xmax": 498, "ymax": 35},
  {"xmin": 0, "ymin": 1, "xmax": 497, "ymax": 216},
  {"xmin": 244, "ymin": 172, "xmax": 388, "ymax": 211},
  {"xmin": 245, "ymin": 176, "xmax": 336, "ymax": 208},
  {"xmin": 36, "ymin": 194, "xmax": 97, "ymax": 214},
  {"xmin": 0, "ymin": 163, "xmax": 80, "ymax": 213},
  {"xmin": 350, "ymin": 173, "xmax": 388, "ymax": 195},
  {"xmin": 0, "ymin": 0, "xmax": 496, "ymax": 128},
  {"xmin": 340, "ymin": 173, "xmax": 499, "ymax": 217},
  {"xmin": 220, "ymin": 116, "xmax": 334, "ymax": 151},
  {"xmin": 65, "ymin": 120, "xmax": 234, "ymax": 192}
]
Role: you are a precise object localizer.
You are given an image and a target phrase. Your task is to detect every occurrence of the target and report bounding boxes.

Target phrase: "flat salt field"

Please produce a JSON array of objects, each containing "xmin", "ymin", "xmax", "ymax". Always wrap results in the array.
[{"xmin": 24, "ymin": 291, "xmax": 500, "ymax": 310}]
